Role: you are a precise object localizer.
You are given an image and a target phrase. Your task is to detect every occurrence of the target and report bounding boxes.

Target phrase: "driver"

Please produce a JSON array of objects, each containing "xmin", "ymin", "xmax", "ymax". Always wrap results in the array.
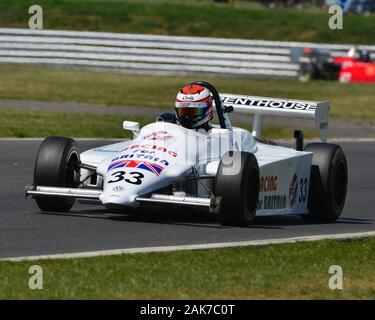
[
  {"xmin": 156, "ymin": 84, "xmax": 214, "ymax": 131},
  {"xmin": 174, "ymin": 84, "xmax": 214, "ymax": 130},
  {"xmin": 359, "ymin": 49, "xmax": 371, "ymax": 63}
]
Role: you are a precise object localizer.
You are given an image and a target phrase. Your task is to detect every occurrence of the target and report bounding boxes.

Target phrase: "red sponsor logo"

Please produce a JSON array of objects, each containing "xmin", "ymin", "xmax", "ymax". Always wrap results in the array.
[
  {"xmin": 259, "ymin": 176, "xmax": 278, "ymax": 192},
  {"xmin": 143, "ymin": 131, "xmax": 173, "ymax": 141},
  {"xmin": 122, "ymin": 144, "xmax": 177, "ymax": 157}
]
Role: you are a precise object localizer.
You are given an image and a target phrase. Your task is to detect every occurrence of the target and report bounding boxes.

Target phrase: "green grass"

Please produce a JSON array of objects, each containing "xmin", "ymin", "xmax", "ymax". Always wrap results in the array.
[
  {"xmin": 0, "ymin": 238, "xmax": 374, "ymax": 299},
  {"xmin": 0, "ymin": 108, "xmax": 149, "ymax": 138},
  {"xmin": 0, "ymin": 0, "xmax": 375, "ymax": 44},
  {"xmin": 1, "ymin": 65, "xmax": 375, "ymax": 123},
  {"xmin": 0, "ymin": 107, "xmax": 315, "ymax": 139}
]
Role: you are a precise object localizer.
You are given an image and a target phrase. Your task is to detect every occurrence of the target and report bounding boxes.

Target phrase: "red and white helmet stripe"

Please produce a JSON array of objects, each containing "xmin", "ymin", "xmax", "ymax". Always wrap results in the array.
[{"xmin": 175, "ymin": 85, "xmax": 213, "ymax": 129}]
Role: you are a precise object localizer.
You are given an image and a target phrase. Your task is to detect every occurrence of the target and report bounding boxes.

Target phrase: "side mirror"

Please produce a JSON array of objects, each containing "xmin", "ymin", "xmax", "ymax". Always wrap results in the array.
[{"xmin": 123, "ymin": 121, "xmax": 140, "ymax": 137}]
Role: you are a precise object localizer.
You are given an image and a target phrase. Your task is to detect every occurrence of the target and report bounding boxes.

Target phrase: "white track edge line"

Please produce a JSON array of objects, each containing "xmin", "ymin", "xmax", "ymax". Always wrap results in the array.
[{"xmin": 2, "ymin": 231, "xmax": 375, "ymax": 262}]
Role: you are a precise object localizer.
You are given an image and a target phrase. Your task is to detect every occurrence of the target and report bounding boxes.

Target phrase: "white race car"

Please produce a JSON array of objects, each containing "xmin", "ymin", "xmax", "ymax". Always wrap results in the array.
[{"xmin": 25, "ymin": 81, "xmax": 348, "ymax": 226}]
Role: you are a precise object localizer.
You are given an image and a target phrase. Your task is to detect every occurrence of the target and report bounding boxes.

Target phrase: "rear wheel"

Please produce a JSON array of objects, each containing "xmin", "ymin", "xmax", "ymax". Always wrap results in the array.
[
  {"xmin": 215, "ymin": 151, "xmax": 259, "ymax": 226},
  {"xmin": 302, "ymin": 143, "xmax": 348, "ymax": 222},
  {"xmin": 34, "ymin": 136, "xmax": 80, "ymax": 212}
]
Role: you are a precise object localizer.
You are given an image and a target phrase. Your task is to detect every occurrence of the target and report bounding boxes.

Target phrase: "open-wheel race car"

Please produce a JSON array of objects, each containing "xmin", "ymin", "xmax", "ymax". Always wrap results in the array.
[
  {"xmin": 293, "ymin": 47, "xmax": 375, "ymax": 83},
  {"xmin": 25, "ymin": 81, "xmax": 348, "ymax": 226}
]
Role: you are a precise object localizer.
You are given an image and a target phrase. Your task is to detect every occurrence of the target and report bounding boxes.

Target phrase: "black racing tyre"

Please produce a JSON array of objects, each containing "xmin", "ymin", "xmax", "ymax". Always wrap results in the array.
[
  {"xmin": 215, "ymin": 151, "xmax": 260, "ymax": 226},
  {"xmin": 303, "ymin": 143, "xmax": 348, "ymax": 222},
  {"xmin": 33, "ymin": 136, "xmax": 80, "ymax": 212}
]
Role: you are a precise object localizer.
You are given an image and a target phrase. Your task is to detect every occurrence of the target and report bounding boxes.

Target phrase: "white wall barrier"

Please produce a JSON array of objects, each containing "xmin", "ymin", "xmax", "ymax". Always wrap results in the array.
[{"xmin": 0, "ymin": 28, "xmax": 374, "ymax": 78}]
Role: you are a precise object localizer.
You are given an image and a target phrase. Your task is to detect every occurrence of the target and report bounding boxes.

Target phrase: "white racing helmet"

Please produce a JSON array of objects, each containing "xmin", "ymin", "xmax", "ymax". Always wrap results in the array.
[{"xmin": 175, "ymin": 84, "xmax": 213, "ymax": 129}]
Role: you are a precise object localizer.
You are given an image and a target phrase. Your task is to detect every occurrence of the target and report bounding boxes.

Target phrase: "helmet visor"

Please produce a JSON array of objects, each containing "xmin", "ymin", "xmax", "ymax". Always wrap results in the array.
[{"xmin": 175, "ymin": 102, "xmax": 208, "ymax": 118}]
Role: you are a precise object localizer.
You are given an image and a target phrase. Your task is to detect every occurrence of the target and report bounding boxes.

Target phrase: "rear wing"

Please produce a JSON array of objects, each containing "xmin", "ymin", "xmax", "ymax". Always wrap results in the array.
[{"xmin": 220, "ymin": 94, "xmax": 330, "ymax": 142}]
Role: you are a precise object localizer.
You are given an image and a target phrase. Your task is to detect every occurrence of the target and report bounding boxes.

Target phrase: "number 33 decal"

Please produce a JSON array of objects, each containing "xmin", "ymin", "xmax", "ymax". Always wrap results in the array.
[{"xmin": 108, "ymin": 171, "xmax": 144, "ymax": 185}]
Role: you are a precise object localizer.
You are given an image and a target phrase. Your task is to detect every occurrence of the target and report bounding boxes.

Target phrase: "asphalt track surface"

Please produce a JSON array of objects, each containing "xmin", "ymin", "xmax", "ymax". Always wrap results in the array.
[{"xmin": 0, "ymin": 139, "xmax": 374, "ymax": 259}]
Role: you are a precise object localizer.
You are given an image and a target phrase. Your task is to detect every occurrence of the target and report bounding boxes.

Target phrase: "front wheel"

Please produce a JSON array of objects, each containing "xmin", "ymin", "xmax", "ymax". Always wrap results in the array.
[
  {"xmin": 215, "ymin": 151, "xmax": 260, "ymax": 226},
  {"xmin": 34, "ymin": 136, "xmax": 80, "ymax": 212},
  {"xmin": 302, "ymin": 143, "xmax": 348, "ymax": 222}
]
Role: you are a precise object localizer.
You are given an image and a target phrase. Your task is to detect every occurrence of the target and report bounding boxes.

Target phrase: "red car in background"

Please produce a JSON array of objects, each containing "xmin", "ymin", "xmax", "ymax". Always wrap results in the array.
[
  {"xmin": 294, "ymin": 47, "xmax": 375, "ymax": 83},
  {"xmin": 334, "ymin": 55, "xmax": 375, "ymax": 83}
]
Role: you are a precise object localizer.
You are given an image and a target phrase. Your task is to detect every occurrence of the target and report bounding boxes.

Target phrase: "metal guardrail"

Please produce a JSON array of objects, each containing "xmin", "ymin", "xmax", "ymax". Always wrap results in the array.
[{"xmin": 0, "ymin": 28, "xmax": 374, "ymax": 78}]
